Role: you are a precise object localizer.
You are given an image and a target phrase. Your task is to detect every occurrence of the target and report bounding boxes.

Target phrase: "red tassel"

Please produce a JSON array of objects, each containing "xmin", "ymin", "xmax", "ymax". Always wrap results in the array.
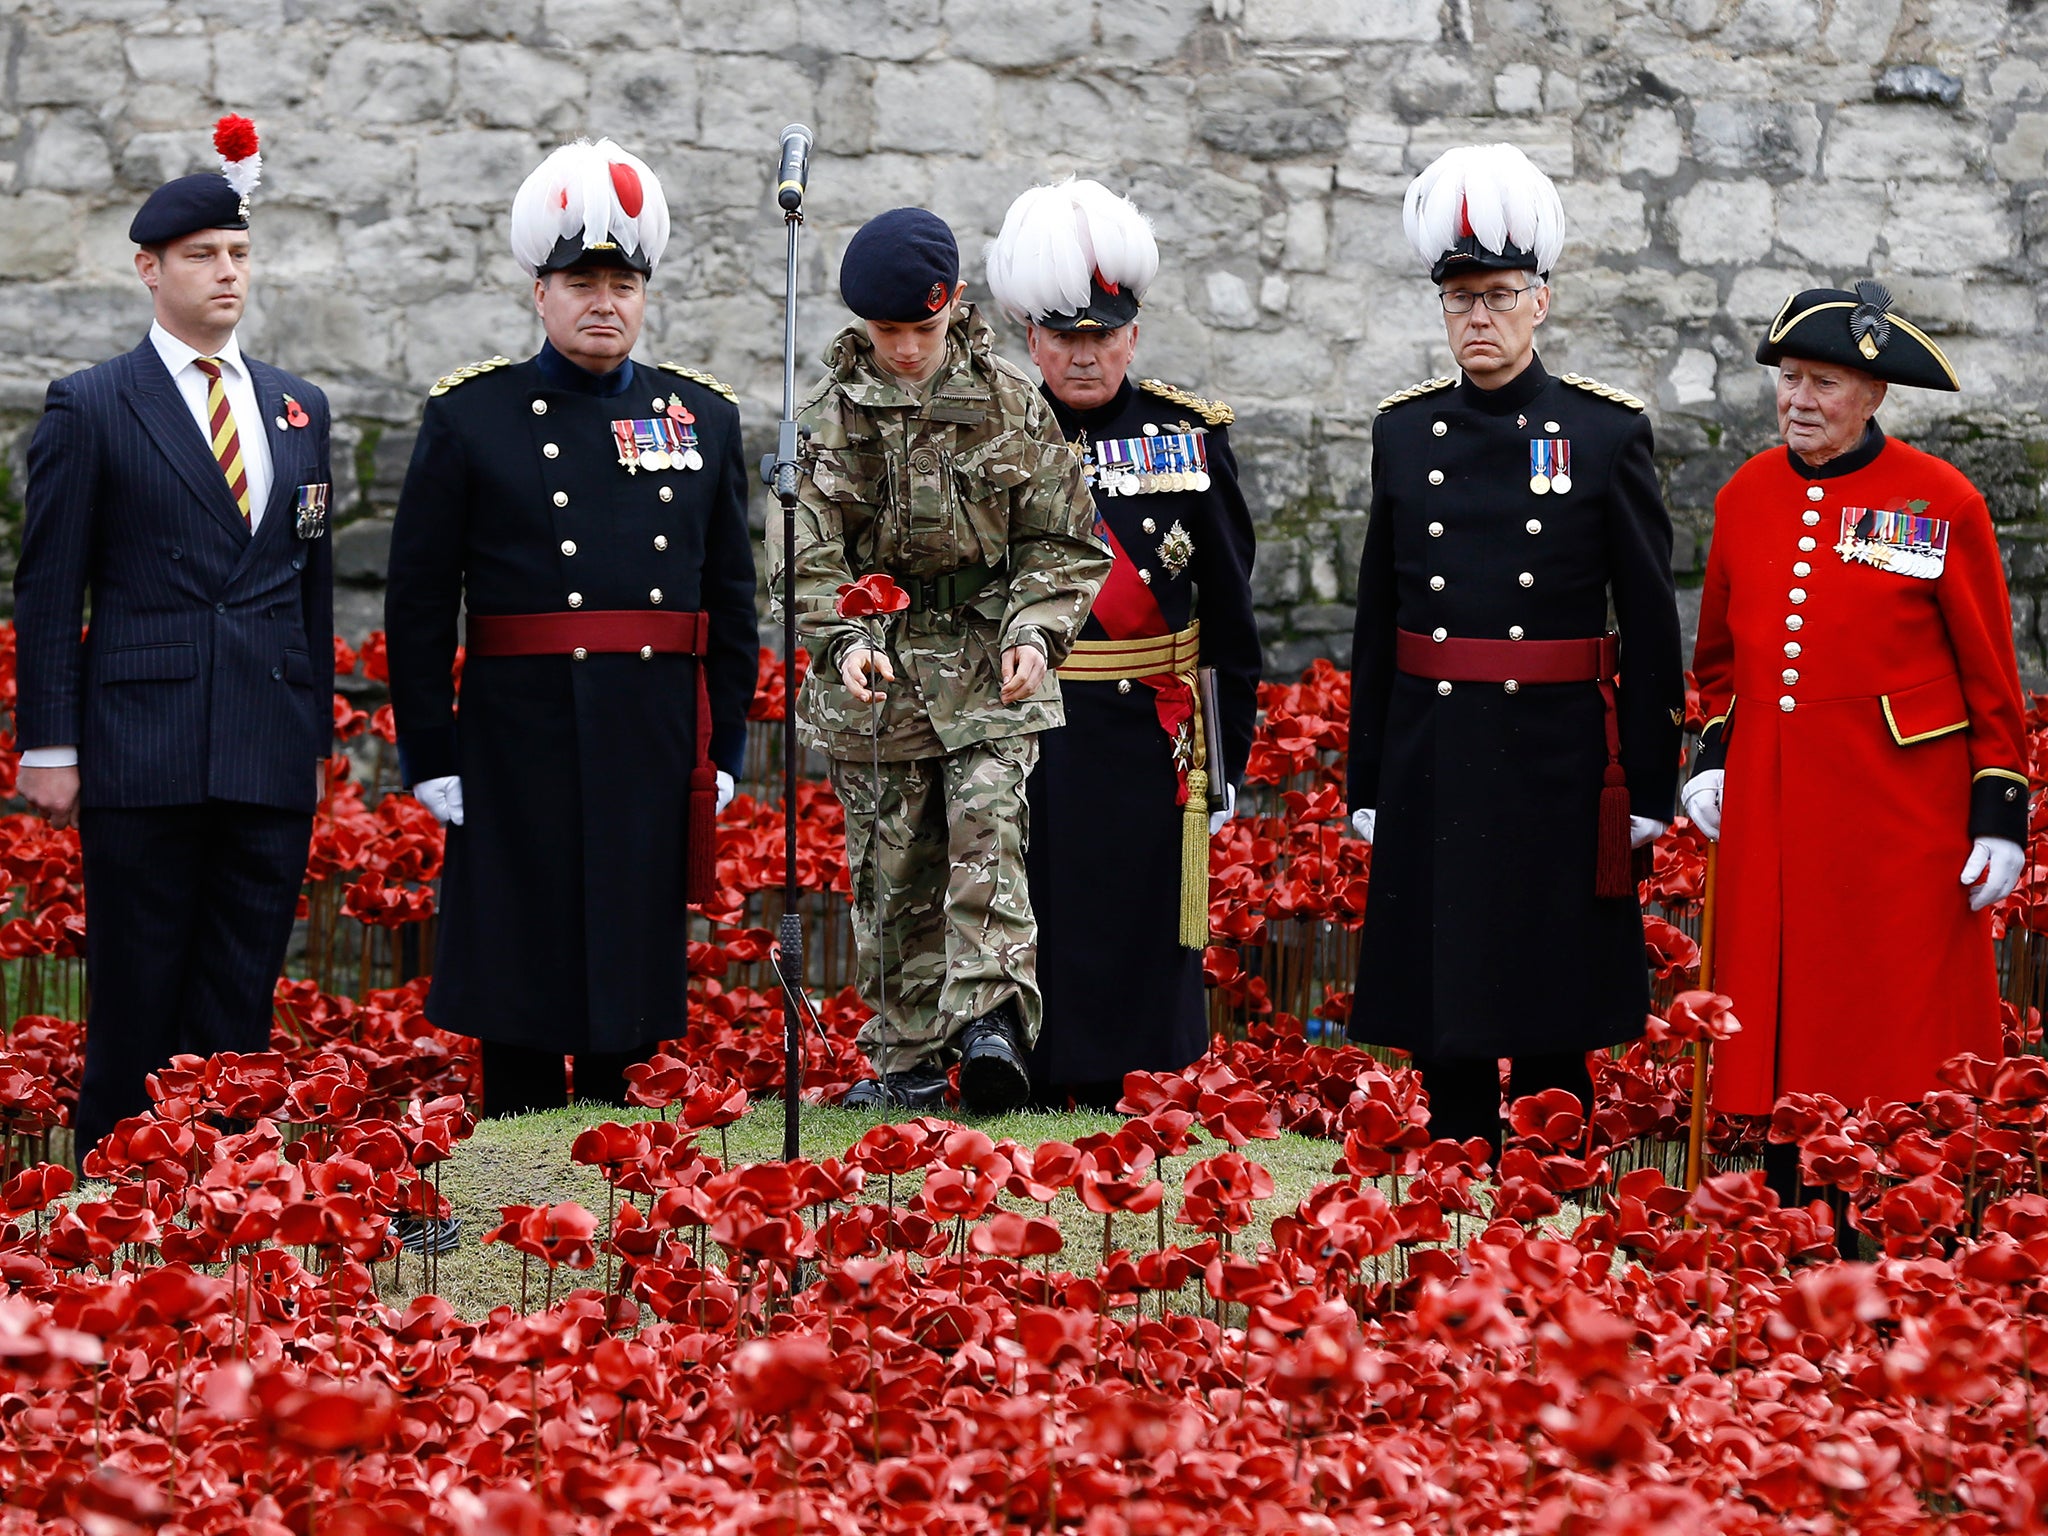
[
  {"xmin": 686, "ymin": 767, "xmax": 717, "ymax": 904},
  {"xmin": 1595, "ymin": 763, "xmax": 1632, "ymax": 900}
]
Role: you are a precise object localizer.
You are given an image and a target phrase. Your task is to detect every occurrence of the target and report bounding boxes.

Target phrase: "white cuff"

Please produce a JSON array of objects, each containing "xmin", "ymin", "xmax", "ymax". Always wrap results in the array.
[{"xmin": 19, "ymin": 747, "xmax": 78, "ymax": 769}]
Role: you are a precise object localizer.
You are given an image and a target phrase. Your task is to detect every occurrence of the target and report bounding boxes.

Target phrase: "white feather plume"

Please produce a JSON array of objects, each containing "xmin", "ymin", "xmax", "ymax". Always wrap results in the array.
[
  {"xmin": 221, "ymin": 154, "xmax": 261, "ymax": 202},
  {"xmin": 510, "ymin": 138, "xmax": 671, "ymax": 277},
  {"xmin": 1403, "ymin": 143, "xmax": 1564, "ymax": 276},
  {"xmin": 984, "ymin": 177, "xmax": 1159, "ymax": 323}
]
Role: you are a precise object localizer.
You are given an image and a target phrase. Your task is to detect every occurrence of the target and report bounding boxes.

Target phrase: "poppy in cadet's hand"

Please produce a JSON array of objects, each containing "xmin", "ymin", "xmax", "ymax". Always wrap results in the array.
[{"xmin": 833, "ymin": 573, "xmax": 910, "ymax": 618}]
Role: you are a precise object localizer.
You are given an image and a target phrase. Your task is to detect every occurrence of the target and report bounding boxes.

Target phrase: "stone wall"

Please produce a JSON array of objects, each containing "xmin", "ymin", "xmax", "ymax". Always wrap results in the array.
[{"xmin": 1, "ymin": 0, "xmax": 2045, "ymax": 675}]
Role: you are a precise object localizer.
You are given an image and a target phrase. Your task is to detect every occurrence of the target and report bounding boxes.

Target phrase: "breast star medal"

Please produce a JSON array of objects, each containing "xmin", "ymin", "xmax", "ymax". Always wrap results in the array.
[{"xmin": 1156, "ymin": 519, "xmax": 1194, "ymax": 577}]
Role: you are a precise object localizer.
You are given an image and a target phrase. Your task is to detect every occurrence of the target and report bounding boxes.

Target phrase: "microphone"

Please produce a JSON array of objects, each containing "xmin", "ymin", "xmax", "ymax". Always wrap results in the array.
[{"xmin": 775, "ymin": 124, "xmax": 814, "ymax": 212}]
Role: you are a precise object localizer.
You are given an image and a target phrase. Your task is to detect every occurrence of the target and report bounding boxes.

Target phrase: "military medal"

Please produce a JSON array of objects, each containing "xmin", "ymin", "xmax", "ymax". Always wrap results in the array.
[
  {"xmin": 1529, "ymin": 437, "xmax": 1571, "ymax": 496},
  {"xmin": 1096, "ymin": 428, "xmax": 1211, "ymax": 495},
  {"xmin": 1836, "ymin": 505, "xmax": 1948, "ymax": 579},
  {"xmin": 612, "ymin": 407, "xmax": 703, "ymax": 475},
  {"xmin": 293, "ymin": 480, "xmax": 329, "ymax": 540},
  {"xmin": 666, "ymin": 395, "xmax": 704, "ymax": 471}
]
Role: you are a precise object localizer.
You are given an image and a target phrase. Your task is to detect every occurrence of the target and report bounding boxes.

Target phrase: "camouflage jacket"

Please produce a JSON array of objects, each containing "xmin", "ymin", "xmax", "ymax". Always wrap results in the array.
[{"xmin": 769, "ymin": 305, "xmax": 1109, "ymax": 761}]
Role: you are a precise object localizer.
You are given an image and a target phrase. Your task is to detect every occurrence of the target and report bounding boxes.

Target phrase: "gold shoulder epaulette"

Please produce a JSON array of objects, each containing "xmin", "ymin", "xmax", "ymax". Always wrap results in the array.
[
  {"xmin": 1560, "ymin": 372, "xmax": 1646, "ymax": 411},
  {"xmin": 657, "ymin": 363, "xmax": 739, "ymax": 403},
  {"xmin": 1377, "ymin": 376, "xmax": 1455, "ymax": 411},
  {"xmin": 427, "ymin": 356, "xmax": 512, "ymax": 397},
  {"xmin": 1140, "ymin": 378, "xmax": 1233, "ymax": 427}
]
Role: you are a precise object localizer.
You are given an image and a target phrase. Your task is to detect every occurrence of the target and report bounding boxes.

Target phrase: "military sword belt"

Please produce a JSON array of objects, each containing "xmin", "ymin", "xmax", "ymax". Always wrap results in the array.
[
  {"xmin": 871, "ymin": 560, "xmax": 1005, "ymax": 614},
  {"xmin": 1395, "ymin": 629, "xmax": 1617, "ymax": 686},
  {"xmin": 465, "ymin": 610, "xmax": 711, "ymax": 658},
  {"xmin": 1058, "ymin": 621, "xmax": 1203, "ymax": 682}
]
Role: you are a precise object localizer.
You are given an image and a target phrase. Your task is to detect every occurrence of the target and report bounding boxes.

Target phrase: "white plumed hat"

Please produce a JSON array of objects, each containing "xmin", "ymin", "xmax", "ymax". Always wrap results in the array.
[
  {"xmin": 1403, "ymin": 143, "xmax": 1565, "ymax": 282},
  {"xmin": 984, "ymin": 177, "xmax": 1158, "ymax": 330},
  {"xmin": 510, "ymin": 138, "xmax": 671, "ymax": 277}
]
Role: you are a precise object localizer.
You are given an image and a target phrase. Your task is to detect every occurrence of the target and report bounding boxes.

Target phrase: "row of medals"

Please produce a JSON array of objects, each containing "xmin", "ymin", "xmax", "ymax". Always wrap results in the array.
[
  {"xmin": 1095, "ymin": 465, "xmax": 1213, "ymax": 496},
  {"xmin": 1529, "ymin": 470, "xmax": 1572, "ymax": 496}
]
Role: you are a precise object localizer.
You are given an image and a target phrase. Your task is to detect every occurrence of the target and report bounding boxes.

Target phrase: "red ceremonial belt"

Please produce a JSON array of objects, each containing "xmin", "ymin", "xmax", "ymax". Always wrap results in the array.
[
  {"xmin": 465, "ymin": 610, "xmax": 720, "ymax": 903},
  {"xmin": 1395, "ymin": 628, "xmax": 1635, "ymax": 900}
]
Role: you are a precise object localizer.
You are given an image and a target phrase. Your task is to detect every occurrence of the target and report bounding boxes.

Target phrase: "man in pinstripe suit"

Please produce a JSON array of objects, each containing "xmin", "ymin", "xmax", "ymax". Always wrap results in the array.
[{"xmin": 14, "ymin": 161, "xmax": 333, "ymax": 1157}]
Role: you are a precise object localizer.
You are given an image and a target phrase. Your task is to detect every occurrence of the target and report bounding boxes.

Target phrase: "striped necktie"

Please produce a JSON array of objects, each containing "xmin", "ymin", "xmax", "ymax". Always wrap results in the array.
[{"xmin": 192, "ymin": 356, "xmax": 252, "ymax": 527}]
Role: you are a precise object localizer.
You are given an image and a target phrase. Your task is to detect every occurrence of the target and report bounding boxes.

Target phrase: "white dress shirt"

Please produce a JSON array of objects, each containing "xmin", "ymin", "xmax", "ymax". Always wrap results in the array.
[{"xmin": 19, "ymin": 325, "xmax": 276, "ymax": 772}]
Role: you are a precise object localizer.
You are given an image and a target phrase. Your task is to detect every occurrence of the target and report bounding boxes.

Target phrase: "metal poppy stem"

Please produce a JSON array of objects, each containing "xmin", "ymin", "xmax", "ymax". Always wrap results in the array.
[{"xmin": 1685, "ymin": 845, "xmax": 1720, "ymax": 1194}]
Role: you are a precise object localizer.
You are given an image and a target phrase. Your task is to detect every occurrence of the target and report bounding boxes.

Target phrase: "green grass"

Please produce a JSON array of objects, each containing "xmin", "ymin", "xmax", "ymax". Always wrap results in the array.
[{"xmin": 388, "ymin": 1100, "xmax": 1357, "ymax": 1320}]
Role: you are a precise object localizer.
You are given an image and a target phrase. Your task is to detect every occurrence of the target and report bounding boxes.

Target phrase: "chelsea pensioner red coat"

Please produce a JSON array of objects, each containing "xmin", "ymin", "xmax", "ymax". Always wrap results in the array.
[{"xmin": 1692, "ymin": 425, "xmax": 2030, "ymax": 1116}]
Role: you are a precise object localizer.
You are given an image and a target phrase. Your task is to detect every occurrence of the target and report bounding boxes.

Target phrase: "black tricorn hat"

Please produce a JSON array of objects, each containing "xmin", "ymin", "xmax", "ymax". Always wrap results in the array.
[
  {"xmin": 1033, "ymin": 273, "xmax": 1142, "ymax": 332},
  {"xmin": 1756, "ymin": 281, "xmax": 1959, "ymax": 392}
]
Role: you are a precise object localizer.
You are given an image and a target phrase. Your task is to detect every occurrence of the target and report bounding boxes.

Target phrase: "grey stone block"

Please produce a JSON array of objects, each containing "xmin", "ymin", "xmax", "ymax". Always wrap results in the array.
[
  {"xmin": 1251, "ymin": 537, "xmax": 1302, "ymax": 606},
  {"xmin": 1875, "ymin": 64, "xmax": 1964, "ymax": 108},
  {"xmin": 21, "ymin": 117, "xmax": 114, "ymax": 195},
  {"xmin": 325, "ymin": 40, "xmax": 457, "ymax": 125},
  {"xmin": 333, "ymin": 516, "xmax": 395, "ymax": 584},
  {"xmin": 0, "ymin": 194, "xmax": 79, "ymax": 282},
  {"xmin": 1289, "ymin": 602, "xmax": 1355, "ymax": 636}
]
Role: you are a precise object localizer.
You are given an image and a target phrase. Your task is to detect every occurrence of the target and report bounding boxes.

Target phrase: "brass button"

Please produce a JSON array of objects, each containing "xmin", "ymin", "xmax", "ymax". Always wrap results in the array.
[
  {"xmin": 1142, "ymin": 517, "xmax": 1156, "ymax": 533},
  {"xmin": 1518, "ymin": 572, "xmax": 1534, "ymax": 588},
  {"xmin": 1509, "ymin": 625, "xmax": 1525, "ymax": 640},
  {"xmin": 1431, "ymin": 627, "xmax": 1448, "ymax": 642},
  {"xmin": 1779, "ymin": 695, "xmax": 1796, "ymax": 712},
  {"xmin": 1431, "ymin": 421, "xmax": 1447, "ymax": 437},
  {"xmin": 1803, "ymin": 510, "xmax": 1820, "ymax": 526},
  {"xmin": 1793, "ymin": 561, "xmax": 1811, "ymax": 577},
  {"xmin": 553, "ymin": 490, "xmax": 568, "ymax": 507},
  {"xmin": 1806, "ymin": 486, "xmax": 1823, "ymax": 502},
  {"xmin": 1785, "ymin": 641, "xmax": 1801, "ymax": 658},
  {"xmin": 543, "ymin": 442, "xmax": 559, "ymax": 459},
  {"xmin": 531, "ymin": 399, "xmax": 548, "ymax": 415},
  {"xmin": 1428, "ymin": 469, "xmax": 1445, "ymax": 486},
  {"xmin": 560, "ymin": 540, "xmax": 577, "ymax": 556},
  {"xmin": 2008, "ymin": 786, "xmax": 2021, "ymax": 802},
  {"xmin": 659, "ymin": 486, "xmax": 673, "ymax": 503},
  {"xmin": 654, "ymin": 535, "xmax": 669, "ymax": 551},
  {"xmin": 650, "ymin": 588, "xmax": 664, "ymax": 604},
  {"xmin": 1790, "ymin": 587, "xmax": 1807, "ymax": 604},
  {"xmin": 572, "ymin": 646, "xmax": 587, "ymax": 660},
  {"xmin": 567, "ymin": 592, "xmax": 583, "ymax": 608},
  {"xmin": 1142, "ymin": 423, "xmax": 1159, "ymax": 436},
  {"xmin": 1139, "ymin": 569, "xmax": 1152, "ymax": 584},
  {"xmin": 640, "ymin": 645, "xmax": 654, "ymax": 660},
  {"xmin": 1117, "ymin": 679, "xmax": 1132, "ymax": 694},
  {"xmin": 1782, "ymin": 668, "xmax": 1799, "ymax": 685},
  {"xmin": 1526, "ymin": 519, "xmax": 1542, "ymax": 535},
  {"xmin": 1429, "ymin": 575, "xmax": 1446, "ymax": 591},
  {"xmin": 1786, "ymin": 614, "xmax": 1803, "ymax": 631},
  {"xmin": 1799, "ymin": 537, "xmax": 1816, "ymax": 552},
  {"xmin": 1437, "ymin": 680, "xmax": 1452, "ymax": 696},
  {"xmin": 1428, "ymin": 521, "xmax": 1444, "ymax": 537},
  {"xmin": 1544, "ymin": 420, "xmax": 1560, "ymax": 433},
  {"xmin": 1503, "ymin": 679, "xmax": 1520, "ymax": 694}
]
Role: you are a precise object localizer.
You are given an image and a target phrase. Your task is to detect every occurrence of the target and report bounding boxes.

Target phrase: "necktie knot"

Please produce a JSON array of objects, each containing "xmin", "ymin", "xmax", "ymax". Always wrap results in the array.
[{"xmin": 194, "ymin": 356, "xmax": 223, "ymax": 380}]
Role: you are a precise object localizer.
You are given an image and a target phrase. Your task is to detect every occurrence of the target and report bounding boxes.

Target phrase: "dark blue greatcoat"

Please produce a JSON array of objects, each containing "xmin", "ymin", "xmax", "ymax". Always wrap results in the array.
[{"xmin": 385, "ymin": 345, "xmax": 759, "ymax": 1054}]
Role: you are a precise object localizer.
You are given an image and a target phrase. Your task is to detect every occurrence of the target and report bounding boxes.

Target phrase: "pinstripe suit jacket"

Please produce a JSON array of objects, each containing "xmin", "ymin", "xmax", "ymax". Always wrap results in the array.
[{"xmin": 15, "ymin": 336, "xmax": 335, "ymax": 812}]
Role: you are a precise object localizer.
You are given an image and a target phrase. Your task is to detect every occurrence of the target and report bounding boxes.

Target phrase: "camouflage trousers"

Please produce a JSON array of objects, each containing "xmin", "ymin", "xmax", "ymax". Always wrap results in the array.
[{"xmin": 827, "ymin": 737, "xmax": 1041, "ymax": 1076}]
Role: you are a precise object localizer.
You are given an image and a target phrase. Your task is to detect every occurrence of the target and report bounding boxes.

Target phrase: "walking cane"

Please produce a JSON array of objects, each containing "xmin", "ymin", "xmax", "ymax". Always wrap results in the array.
[
  {"xmin": 764, "ymin": 125, "xmax": 814, "ymax": 1163},
  {"xmin": 1683, "ymin": 843, "xmax": 1719, "ymax": 1192}
]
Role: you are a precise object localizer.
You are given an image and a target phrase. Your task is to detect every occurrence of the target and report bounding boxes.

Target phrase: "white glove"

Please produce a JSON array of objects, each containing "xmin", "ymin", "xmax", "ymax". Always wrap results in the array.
[
  {"xmin": 1350, "ymin": 807, "xmax": 1376, "ymax": 844},
  {"xmin": 715, "ymin": 769, "xmax": 735, "ymax": 814},
  {"xmin": 1962, "ymin": 836, "xmax": 2026, "ymax": 912},
  {"xmin": 414, "ymin": 775, "xmax": 463, "ymax": 826},
  {"xmin": 1208, "ymin": 782, "xmax": 1237, "ymax": 837},
  {"xmin": 1629, "ymin": 816, "xmax": 1667, "ymax": 849},
  {"xmin": 1681, "ymin": 770, "xmax": 1723, "ymax": 841}
]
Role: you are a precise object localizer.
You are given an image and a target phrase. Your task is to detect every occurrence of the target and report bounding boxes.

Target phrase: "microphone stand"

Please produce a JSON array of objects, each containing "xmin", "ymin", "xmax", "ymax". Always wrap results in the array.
[{"xmin": 767, "ymin": 194, "xmax": 806, "ymax": 1163}]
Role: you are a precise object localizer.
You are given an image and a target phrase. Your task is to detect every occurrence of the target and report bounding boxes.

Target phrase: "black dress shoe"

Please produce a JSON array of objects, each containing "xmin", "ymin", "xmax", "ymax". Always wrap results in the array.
[
  {"xmin": 958, "ymin": 1005, "xmax": 1030, "ymax": 1116},
  {"xmin": 393, "ymin": 1216, "xmax": 463, "ymax": 1256},
  {"xmin": 839, "ymin": 1066, "xmax": 952, "ymax": 1112}
]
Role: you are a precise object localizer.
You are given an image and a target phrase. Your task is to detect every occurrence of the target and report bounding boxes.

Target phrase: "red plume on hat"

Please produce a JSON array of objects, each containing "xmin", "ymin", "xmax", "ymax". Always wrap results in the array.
[{"xmin": 213, "ymin": 114, "xmax": 262, "ymax": 203}]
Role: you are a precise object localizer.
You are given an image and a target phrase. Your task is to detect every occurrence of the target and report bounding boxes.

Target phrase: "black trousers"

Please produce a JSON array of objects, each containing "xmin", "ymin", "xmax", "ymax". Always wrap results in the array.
[
  {"xmin": 1410, "ymin": 1050, "xmax": 1595, "ymax": 1155},
  {"xmin": 1762, "ymin": 1143, "xmax": 1862, "ymax": 1260},
  {"xmin": 480, "ymin": 1040, "xmax": 658, "ymax": 1120},
  {"xmin": 76, "ymin": 801, "xmax": 313, "ymax": 1155}
]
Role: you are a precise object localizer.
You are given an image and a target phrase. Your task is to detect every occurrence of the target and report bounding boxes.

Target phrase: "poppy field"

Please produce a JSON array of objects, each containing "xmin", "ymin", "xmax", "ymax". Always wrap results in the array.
[{"xmin": 3, "ymin": 630, "xmax": 2048, "ymax": 1531}]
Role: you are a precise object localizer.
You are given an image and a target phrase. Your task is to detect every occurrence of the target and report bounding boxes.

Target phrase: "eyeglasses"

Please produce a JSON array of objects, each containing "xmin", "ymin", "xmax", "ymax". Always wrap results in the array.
[{"xmin": 1439, "ymin": 285, "xmax": 1539, "ymax": 314}]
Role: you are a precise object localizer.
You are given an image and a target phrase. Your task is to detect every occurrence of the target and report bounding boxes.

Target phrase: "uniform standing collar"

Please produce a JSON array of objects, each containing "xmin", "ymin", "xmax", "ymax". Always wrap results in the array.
[
  {"xmin": 1043, "ymin": 377, "xmax": 1135, "ymax": 436},
  {"xmin": 535, "ymin": 339, "xmax": 636, "ymax": 397},
  {"xmin": 1786, "ymin": 420, "xmax": 1886, "ymax": 480},
  {"xmin": 1458, "ymin": 354, "xmax": 1550, "ymax": 416}
]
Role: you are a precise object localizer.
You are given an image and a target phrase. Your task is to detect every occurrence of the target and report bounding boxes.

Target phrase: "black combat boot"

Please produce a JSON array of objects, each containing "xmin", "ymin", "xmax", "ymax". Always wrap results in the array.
[{"xmin": 958, "ymin": 1001, "xmax": 1030, "ymax": 1116}]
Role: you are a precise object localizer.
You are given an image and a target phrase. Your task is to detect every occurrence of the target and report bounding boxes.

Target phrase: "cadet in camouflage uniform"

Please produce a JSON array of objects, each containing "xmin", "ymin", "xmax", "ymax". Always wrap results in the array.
[{"xmin": 769, "ymin": 208, "xmax": 1110, "ymax": 1114}]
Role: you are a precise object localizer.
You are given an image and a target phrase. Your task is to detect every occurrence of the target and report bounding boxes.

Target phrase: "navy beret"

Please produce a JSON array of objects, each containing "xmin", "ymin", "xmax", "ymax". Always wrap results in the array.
[
  {"xmin": 129, "ymin": 173, "xmax": 247, "ymax": 246},
  {"xmin": 839, "ymin": 208, "xmax": 959, "ymax": 323}
]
